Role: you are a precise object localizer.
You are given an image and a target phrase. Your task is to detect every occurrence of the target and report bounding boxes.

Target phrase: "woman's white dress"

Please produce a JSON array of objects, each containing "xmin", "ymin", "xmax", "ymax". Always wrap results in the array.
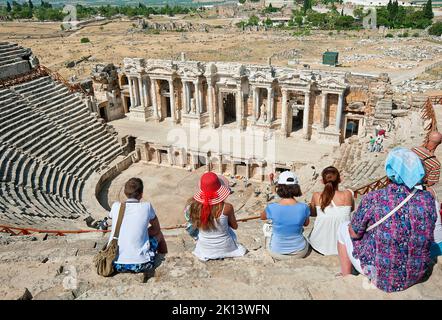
[
  {"xmin": 308, "ymin": 200, "xmax": 352, "ymax": 255},
  {"xmin": 193, "ymin": 207, "xmax": 247, "ymax": 261}
]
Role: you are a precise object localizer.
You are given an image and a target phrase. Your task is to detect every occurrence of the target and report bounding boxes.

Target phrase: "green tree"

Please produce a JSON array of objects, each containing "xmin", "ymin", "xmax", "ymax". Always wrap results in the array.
[
  {"xmin": 387, "ymin": 0, "xmax": 392, "ymax": 13},
  {"xmin": 353, "ymin": 6, "xmax": 364, "ymax": 20},
  {"xmin": 303, "ymin": 0, "xmax": 312, "ymax": 15},
  {"xmin": 423, "ymin": 0, "xmax": 434, "ymax": 20},
  {"xmin": 248, "ymin": 15, "xmax": 260, "ymax": 26},
  {"xmin": 238, "ymin": 0, "xmax": 246, "ymax": 4},
  {"xmin": 28, "ymin": 0, "xmax": 33, "ymax": 9},
  {"xmin": 264, "ymin": 17, "xmax": 273, "ymax": 27},
  {"xmin": 6, "ymin": 1, "xmax": 12, "ymax": 12}
]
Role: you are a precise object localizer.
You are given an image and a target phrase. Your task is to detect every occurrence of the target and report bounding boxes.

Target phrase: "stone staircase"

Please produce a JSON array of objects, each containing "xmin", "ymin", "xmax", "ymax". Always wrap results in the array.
[
  {"xmin": 0, "ymin": 75, "xmax": 124, "ymax": 227},
  {"xmin": 332, "ymin": 136, "xmax": 387, "ymax": 193},
  {"xmin": 0, "ymin": 42, "xmax": 31, "ymax": 68}
]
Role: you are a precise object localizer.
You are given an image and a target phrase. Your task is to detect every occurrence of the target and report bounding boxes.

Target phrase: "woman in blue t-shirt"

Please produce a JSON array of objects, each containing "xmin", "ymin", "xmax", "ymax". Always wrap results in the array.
[{"xmin": 261, "ymin": 171, "xmax": 310, "ymax": 259}]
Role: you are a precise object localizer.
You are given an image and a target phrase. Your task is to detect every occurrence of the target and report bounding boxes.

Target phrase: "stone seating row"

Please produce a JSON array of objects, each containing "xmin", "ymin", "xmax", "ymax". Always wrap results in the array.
[{"xmin": 0, "ymin": 75, "xmax": 124, "ymax": 225}]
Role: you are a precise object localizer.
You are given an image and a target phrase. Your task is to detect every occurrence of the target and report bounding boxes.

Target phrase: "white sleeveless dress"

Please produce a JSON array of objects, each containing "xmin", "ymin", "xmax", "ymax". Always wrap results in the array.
[
  {"xmin": 193, "ymin": 207, "xmax": 247, "ymax": 261},
  {"xmin": 308, "ymin": 200, "xmax": 352, "ymax": 256}
]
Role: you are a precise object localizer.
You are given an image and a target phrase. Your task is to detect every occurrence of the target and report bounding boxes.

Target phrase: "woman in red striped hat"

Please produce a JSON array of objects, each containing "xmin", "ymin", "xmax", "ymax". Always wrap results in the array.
[{"xmin": 187, "ymin": 172, "xmax": 247, "ymax": 261}]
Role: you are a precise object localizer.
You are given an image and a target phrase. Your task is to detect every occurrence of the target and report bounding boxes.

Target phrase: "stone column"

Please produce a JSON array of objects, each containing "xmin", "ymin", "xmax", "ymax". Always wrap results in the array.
[
  {"xmin": 186, "ymin": 81, "xmax": 191, "ymax": 114},
  {"xmin": 267, "ymin": 87, "xmax": 273, "ymax": 125},
  {"xmin": 169, "ymin": 79, "xmax": 176, "ymax": 123},
  {"xmin": 321, "ymin": 92, "xmax": 328, "ymax": 129},
  {"xmin": 336, "ymin": 92, "xmax": 344, "ymax": 132},
  {"xmin": 194, "ymin": 80, "xmax": 201, "ymax": 115},
  {"xmin": 181, "ymin": 149, "xmax": 187, "ymax": 167},
  {"xmin": 281, "ymin": 88, "xmax": 288, "ymax": 135},
  {"xmin": 260, "ymin": 164, "xmax": 265, "ymax": 182},
  {"xmin": 231, "ymin": 159, "xmax": 236, "ymax": 175},
  {"xmin": 253, "ymin": 87, "xmax": 259, "ymax": 123},
  {"xmin": 138, "ymin": 77, "xmax": 144, "ymax": 107},
  {"xmin": 151, "ymin": 79, "xmax": 159, "ymax": 120},
  {"xmin": 192, "ymin": 154, "xmax": 199, "ymax": 169},
  {"xmin": 237, "ymin": 87, "xmax": 243, "ymax": 129},
  {"xmin": 143, "ymin": 77, "xmax": 149, "ymax": 107},
  {"xmin": 206, "ymin": 156, "xmax": 210, "ymax": 171},
  {"xmin": 128, "ymin": 77, "xmax": 135, "ymax": 108},
  {"xmin": 156, "ymin": 149, "xmax": 161, "ymax": 164},
  {"xmin": 208, "ymin": 82, "xmax": 215, "ymax": 128},
  {"xmin": 218, "ymin": 154, "xmax": 223, "ymax": 174},
  {"xmin": 245, "ymin": 162, "xmax": 250, "ymax": 180},
  {"xmin": 303, "ymin": 91, "xmax": 310, "ymax": 138},
  {"xmin": 134, "ymin": 78, "xmax": 140, "ymax": 106},
  {"xmin": 219, "ymin": 92, "xmax": 224, "ymax": 126},
  {"xmin": 167, "ymin": 147, "xmax": 173, "ymax": 166}
]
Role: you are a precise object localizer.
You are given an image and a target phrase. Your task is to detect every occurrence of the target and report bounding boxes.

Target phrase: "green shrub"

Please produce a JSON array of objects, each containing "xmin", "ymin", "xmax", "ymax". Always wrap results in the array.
[
  {"xmin": 146, "ymin": 29, "xmax": 160, "ymax": 34},
  {"xmin": 429, "ymin": 22, "xmax": 442, "ymax": 37},
  {"xmin": 385, "ymin": 33, "xmax": 394, "ymax": 38},
  {"xmin": 80, "ymin": 37, "xmax": 90, "ymax": 43},
  {"xmin": 412, "ymin": 32, "xmax": 419, "ymax": 37}
]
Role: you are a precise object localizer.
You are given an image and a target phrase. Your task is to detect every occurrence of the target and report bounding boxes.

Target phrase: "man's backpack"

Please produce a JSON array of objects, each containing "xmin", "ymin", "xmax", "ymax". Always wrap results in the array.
[{"xmin": 93, "ymin": 203, "xmax": 126, "ymax": 277}]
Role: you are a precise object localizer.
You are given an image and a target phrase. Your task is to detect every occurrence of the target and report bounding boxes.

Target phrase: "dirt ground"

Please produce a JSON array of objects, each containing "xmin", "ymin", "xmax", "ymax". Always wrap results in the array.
[
  {"xmin": 0, "ymin": 16, "xmax": 441, "ymax": 82},
  {"xmin": 98, "ymin": 163, "xmax": 261, "ymax": 227}
]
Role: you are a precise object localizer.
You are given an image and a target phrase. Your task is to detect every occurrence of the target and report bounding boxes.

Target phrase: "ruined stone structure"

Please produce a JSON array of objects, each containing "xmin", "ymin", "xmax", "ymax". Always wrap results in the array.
[
  {"xmin": 0, "ymin": 43, "xmax": 124, "ymax": 227},
  {"xmin": 0, "ymin": 42, "xmax": 39, "ymax": 80},
  {"xmin": 91, "ymin": 64, "xmax": 124, "ymax": 122},
  {"xmin": 116, "ymin": 57, "xmax": 393, "ymax": 143},
  {"xmin": 88, "ymin": 56, "xmax": 400, "ymax": 182}
]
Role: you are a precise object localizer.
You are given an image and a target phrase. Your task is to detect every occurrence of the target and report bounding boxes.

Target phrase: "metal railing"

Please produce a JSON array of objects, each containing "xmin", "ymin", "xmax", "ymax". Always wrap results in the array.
[{"xmin": 0, "ymin": 64, "xmax": 91, "ymax": 96}]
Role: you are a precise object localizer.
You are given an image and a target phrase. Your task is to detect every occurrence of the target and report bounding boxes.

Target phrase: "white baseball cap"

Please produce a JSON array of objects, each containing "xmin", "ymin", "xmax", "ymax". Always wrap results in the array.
[{"xmin": 277, "ymin": 171, "xmax": 299, "ymax": 185}]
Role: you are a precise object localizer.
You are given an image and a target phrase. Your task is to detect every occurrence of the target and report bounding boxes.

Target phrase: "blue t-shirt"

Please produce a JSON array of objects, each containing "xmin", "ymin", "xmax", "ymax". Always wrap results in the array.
[{"xmin": 265, "ymin": 202, "xmax": 310, "ymax": 254}]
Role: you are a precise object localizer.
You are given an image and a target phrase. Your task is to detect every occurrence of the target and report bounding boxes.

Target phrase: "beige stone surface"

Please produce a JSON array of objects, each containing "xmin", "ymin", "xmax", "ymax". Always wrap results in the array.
[{"xmin": 0, "ymin": 220, "xmax": 441, "ymax": 300}]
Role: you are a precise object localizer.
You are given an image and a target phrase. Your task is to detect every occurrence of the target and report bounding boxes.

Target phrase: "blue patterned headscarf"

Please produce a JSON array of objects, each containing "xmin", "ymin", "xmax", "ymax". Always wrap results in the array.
[{"xmin": 385, "ymin": 147, "xmax": 425, "ymax": 189}]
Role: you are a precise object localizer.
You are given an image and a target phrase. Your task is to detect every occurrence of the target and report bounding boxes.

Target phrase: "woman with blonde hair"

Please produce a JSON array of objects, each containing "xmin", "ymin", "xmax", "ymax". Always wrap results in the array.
[{"xmin": 308, "ymin": 166, "xmax": 354, "ymax": 255}]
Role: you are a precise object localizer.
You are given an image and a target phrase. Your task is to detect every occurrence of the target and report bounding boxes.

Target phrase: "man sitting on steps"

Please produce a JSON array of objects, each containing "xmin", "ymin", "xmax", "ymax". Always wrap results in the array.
[
  {"xmin": 108, "ymin": 177, "xmax": 167, "ymax": 273},
  {"xmin": 412, "ymin": 131, "xmax": 442, "ymax": 197}
]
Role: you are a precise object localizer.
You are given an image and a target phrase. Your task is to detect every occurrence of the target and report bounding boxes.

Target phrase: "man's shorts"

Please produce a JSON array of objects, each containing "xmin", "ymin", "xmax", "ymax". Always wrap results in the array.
[{"xmin": 113, "ymin": 236, "xmax": 158, "ymax": 273}]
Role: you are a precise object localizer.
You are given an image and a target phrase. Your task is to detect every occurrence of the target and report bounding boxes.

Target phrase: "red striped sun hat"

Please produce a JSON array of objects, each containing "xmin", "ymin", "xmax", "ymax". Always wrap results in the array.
[{"xmin": 193, "ymin": 172, "xmax": 231, "ymax": 206}]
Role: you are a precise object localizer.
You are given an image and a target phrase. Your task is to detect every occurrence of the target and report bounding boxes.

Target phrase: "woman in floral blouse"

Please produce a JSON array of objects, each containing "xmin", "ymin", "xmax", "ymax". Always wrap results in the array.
[{"xmin": 337, "ymin": 147, "xmax": 437, "ymax": 292}]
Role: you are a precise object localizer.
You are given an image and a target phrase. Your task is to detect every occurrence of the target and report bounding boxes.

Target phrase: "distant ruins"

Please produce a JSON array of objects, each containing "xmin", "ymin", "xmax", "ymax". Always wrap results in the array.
[{"xmin": 95, "ymin": 55, "xmax": 397, "ymax": 145}]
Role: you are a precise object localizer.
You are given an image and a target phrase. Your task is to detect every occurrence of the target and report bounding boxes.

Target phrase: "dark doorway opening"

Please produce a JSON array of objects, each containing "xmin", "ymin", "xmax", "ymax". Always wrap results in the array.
[
  {"xmin": 165, "ymin": 97, "xmax": 171, "ymax": 118},
  {"xmin": 159, "ymin": 150, "xmax": 168, "ymax": 164},
  {"xmin": 99, "ymin": 107, "xmax": 106, "ymax": 120},
  {"xmin": 223, "ymin": 93, "xmax": 236, "ymax": 124},
  {"xmin": 125, "ymin": 96, "xmax": 131, "ymax": 112},
  {"xmin": 292, "ymin": 109, "xmax": 304, "ymax": 132},
  {"xmin": 345, "ymin": 119, "xmax": 359, "ymax": 139}
]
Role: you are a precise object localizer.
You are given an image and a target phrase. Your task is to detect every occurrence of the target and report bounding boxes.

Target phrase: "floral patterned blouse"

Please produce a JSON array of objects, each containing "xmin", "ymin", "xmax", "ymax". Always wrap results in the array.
[{"xmin": 351, "ymin": 183, "xmax": 437, "ymax": 292}]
